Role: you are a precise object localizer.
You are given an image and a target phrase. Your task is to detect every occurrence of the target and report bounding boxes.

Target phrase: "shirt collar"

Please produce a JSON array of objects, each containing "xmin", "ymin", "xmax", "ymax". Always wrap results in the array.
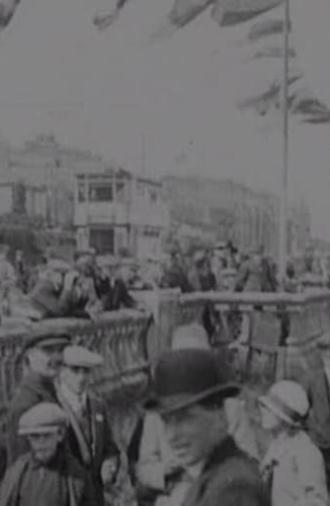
[
  {"xmin": 185, "ymin": 461, "xmax": 205, "ymax": 480},
  {"xmin": 59, "ymin": 381, "xmax": 87, "ymax": 412}
]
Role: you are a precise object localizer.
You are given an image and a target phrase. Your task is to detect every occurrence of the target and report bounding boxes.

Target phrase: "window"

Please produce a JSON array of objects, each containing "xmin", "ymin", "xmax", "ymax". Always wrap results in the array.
[
  {"xmin": 90, "ymin": 228, "xmax": 114, "ymax": 254},
  {"xmin": 89, "ymin": 184, "xmax": 113, "ymax": 202},
  {"xmin": 116, "ymin": 181, "xmax": 126, "ymax": 202},
  {"xmin": 78, "ymin": 184, "xmax": 86, "ymax": 202},
  {"xmin": 149, "ymin": 188, "xmax": 158, "ymax": 204}
]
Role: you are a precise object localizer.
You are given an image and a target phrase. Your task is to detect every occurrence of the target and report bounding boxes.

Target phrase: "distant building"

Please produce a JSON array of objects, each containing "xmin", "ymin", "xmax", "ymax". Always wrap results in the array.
[
  {"xmin": 7, "ymin": 134, "xmax": 104, "ymax": 229},
  {"xmin": 288, "ymin": 198, "xmax": 312, "ymax": 255},
  {"xmin": 74, "ymin": 166, "xmax": 169, "ymax": 258},
  {"xmin": 163, "ymin": 175, "xmax": 280, "ymax": 256},
  {"xmin": 0, "ymin": 177, "xmax": 47, "ymax": 219}
]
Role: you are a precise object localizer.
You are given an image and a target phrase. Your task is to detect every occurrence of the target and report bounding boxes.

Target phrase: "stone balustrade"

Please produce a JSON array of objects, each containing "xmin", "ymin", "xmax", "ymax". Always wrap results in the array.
[
  {"xmin": 0, "ymin": 309, "xmax": 152, "ymax": 438},
  {"xmin": 1, "ymin": 289, "xmax": 330, "ymax": 449}
]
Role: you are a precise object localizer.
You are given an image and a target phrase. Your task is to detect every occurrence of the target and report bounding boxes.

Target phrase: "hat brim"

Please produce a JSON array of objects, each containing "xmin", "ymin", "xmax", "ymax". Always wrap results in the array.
[
  {"xmin": 64, "ymin": 359, "xmax": 103, "ymax": 368},
  {"xmin": 22, "ymin": 334, "xmax": 71, "ymax": 354},
  {"xmin": 258, "ymin": 395, "xmax": 301, "ymax": 427},
  {"xmin": 19, "ymin": 425, "xmax": 64, "ymax": 436},
  {"xmin": 150, "ymin": 382, "xmax": 240, "ymax": 415}
]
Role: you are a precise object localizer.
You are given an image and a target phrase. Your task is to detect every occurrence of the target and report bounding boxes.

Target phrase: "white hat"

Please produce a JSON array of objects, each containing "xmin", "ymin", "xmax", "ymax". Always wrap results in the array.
[
  {"xmin": 171, "ymin": 323, "xmax": 210, "ymax": 351},
  {"xmin": 259, "ymin": 380, "xmax": 310, "ymax": 427},
  {"xmin": 63, "ymin": 345, "xmax": 103, "ymax": 368}
]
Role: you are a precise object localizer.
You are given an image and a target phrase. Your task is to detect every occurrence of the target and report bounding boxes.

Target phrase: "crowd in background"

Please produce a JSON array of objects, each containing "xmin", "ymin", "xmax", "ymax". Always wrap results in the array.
[{"xmin": 0, "ymin": 240, "xmax": 328, "ymax": 323}]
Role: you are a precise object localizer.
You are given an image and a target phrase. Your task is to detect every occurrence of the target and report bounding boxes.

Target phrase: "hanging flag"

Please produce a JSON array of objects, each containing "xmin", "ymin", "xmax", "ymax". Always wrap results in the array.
[
  {"xmin": 0, "ymin": 0, "xmax": 20, "ymax": 28},
  {"xmin": 247, "ymin": 18, "xmax": 285, "ymax": 42},
  {"xmin": 168, "ymin": 0, "xmax": 214, "ymax": 28},
  {"xmin": 290, "ymin": 0, "xmax": 330, "ymax": 110},
  {"xmin": 93, "ymin": 0, "xmax": 130, "ymax": 31},
  {"xmin": 211, "ymin": 0, "xmax": 282, "ymax": 27}
]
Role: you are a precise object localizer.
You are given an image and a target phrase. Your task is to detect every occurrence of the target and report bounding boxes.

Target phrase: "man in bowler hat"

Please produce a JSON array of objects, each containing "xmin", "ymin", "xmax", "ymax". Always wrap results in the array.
[
  {"xmin": 150, "ymin": 348, "xmax": 268, "ymax": 506},
  {"xmin": 7, "ymin": 330, "xmax": 71, "ymax": 462}
]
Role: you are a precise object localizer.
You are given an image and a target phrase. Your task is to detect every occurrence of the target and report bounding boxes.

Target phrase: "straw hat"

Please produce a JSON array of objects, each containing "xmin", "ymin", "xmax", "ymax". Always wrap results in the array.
[{"xmin": 259, "ymin": 380, "xmax": 310, "ymax": 427}]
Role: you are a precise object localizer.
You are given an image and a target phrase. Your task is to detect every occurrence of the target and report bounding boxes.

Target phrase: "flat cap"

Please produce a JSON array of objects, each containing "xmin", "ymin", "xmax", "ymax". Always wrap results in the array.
[
  {"xmin": 23, "ymin": 330, "xmax": 71, "ymax": 354},
  {"xmin": 19, "ymin": 402, "xmax": 68, "ymax": 435},
  {"xmin": 194, "ymin": 250, "xmax": 206, "ymax": 265},
  {"xmin": 63, "ymin": 345, "xmax": 103, "ymax": 368}
]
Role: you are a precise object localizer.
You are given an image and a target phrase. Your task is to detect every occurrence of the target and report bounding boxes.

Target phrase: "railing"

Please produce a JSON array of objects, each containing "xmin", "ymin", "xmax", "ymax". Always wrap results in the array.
[
  {"xmin": 1, "ymin": 289, "xmax": 330, "ymax": 449},
  {"xmin": 0, "ymin": 309, "xmax": 152, "ymax": 439},
  {"xmin": 174, "ymin": 289, "xmax": 330, "ymax": 448}
]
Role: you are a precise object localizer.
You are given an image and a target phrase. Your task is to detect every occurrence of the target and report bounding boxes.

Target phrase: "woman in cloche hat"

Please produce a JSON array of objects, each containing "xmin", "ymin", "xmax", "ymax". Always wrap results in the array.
[{"xmin": 259, "ymin": 380, "xmax": 328, "ymax": 506}]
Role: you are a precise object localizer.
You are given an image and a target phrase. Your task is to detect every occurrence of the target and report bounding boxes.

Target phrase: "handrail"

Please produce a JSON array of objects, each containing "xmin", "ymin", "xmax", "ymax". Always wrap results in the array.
[{"xmin": 180, "ymin": 289, "xmax": 330, "ymax": 306}]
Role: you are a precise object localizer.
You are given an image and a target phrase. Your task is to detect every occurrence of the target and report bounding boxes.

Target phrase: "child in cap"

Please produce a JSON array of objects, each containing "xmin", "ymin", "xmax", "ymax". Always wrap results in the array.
[
  {"xmin": 259, "ymin": 380, "xmax": 328, "ymax": 506},
  {"xmin": 0, "ymin": 402, "xmax": 93, "ymax": 506}
]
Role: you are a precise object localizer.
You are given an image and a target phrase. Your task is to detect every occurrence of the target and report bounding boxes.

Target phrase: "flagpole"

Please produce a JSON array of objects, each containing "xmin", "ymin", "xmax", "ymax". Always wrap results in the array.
[{"xmin": 279, "ymin": 0, "xmax": 290, "ymax": 289}]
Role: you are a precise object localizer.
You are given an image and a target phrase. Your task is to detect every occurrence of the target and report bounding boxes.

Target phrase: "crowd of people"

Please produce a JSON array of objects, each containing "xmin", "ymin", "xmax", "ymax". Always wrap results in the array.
[
  {"xmin": 0, "ymin": 246, "xmax": 141, "ymax": 322},
  {"xmin": 0, "ymin": 240, "xmax": 328, "ymax": 324},
  {"xmin": 1, "ymin": 321, "xmax": 329, "ymax": 506}
]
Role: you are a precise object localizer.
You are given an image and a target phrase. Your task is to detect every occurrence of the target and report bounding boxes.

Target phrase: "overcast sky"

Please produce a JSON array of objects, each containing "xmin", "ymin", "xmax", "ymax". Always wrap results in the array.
[{"xmin": 0, "ymin": 0, "xmax": 330, "ymax": 238}]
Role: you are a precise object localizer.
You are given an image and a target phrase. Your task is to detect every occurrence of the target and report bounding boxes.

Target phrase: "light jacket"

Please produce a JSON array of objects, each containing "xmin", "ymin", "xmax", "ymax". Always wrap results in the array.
[{"xmin": 261, "ymin": 430, "xmax": 329, "ymax": 506}]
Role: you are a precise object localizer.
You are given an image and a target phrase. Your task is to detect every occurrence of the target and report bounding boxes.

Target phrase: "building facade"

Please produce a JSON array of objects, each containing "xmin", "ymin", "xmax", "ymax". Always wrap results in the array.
[
  {"xmin": 0, "ymin": 178, "xmax": 47, "ymax": 219},
  {"xmin": 162, "ymin": 175, "xmax": 308, "ymax": 258},
  {"xmin": 74, "ymin": 167, "xmax": 168, "ymax": 259}
]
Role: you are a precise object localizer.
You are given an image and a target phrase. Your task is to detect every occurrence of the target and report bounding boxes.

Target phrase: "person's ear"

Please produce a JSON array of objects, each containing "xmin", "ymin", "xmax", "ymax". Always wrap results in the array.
[{"xmin": 57, "ymin": 426, "xmax": 67, "ymax": 442}]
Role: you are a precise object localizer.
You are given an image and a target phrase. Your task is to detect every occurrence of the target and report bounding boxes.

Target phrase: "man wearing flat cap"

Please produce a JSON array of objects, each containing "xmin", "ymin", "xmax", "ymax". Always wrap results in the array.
[
  {"xmin": 29, "ymin": 259, "xmax": 79, "ymax": 319},
  {"xmin": 7, "ymin": 330, "xmax": 71, "ymax": 463},
  {"xmin": 0, "ymin": 402, "xmax": 94, "ymax": 506},
  {"xmin": 55, "ymin": 345, "xmax": 120, "ymax": 505},
  {"xmin": 148, "ymin": 349, "xmax": 268, "ymax": 506}
]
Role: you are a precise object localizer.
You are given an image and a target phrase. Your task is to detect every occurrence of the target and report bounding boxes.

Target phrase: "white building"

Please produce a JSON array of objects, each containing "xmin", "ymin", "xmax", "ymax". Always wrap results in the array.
[{"xmin": 74, "ymin": 166, "xmax": 168, "ymax": 259}]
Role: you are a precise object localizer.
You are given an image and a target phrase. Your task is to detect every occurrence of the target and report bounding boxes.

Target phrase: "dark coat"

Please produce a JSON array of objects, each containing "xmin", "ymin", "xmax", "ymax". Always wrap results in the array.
[
  {"xmin": 0, "ymin": 450, "xmax": 94, "ymax": 506},
  {"xmin": 182, "ymin": 437, "xmax": 269, "ymax": 506},
  {"xmin": 55, "ymin": 385, "xmax": 120, "ymax": 506},
  {"xmin": 95, "ymin": 276, "xmax": 135, "ymax": 311},
  {"xmin": 29, "ymin": 279, "xmax": 72, "ymax": 318},
  {"xmin": 7, "ymin": 372, "xmax": 58, "ymax": 463},
  {"xmin": 162, "ymin": 266, "xmax": 193, "ymax": 293}
]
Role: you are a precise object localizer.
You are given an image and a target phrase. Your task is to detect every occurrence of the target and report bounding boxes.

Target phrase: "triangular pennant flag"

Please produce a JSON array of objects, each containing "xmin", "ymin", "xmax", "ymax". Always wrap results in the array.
[
  {"xmin": 212, "ymin": 0, "xmax": 283, "ymax": 27},
  {"xmin": 0, "ymin": 0, "xmax": 20, "ymax": 29},
  {"xmin": 93, "ymin": 0, "xmax": 130, "ymax": 31},
  {"xmin": 247, "ymin": 18, "xmax": 285, "ymax": 42},
  {"xmin": 168, "ymin": 0, "xmax": 214, "ymax": 28},
  {"xmin": 290, "ymin": 0, "xmax": 330, "ymax": 110}
]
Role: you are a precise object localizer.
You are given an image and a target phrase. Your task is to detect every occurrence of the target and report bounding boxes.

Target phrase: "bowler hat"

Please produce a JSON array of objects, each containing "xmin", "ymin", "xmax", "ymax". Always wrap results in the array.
[{"xmin": 151, "ymin": 349, "xmax": 240, "ymax": 415}]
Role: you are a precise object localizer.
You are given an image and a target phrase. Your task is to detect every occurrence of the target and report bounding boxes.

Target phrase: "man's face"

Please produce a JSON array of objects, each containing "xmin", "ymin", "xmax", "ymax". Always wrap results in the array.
[
  {"xmin": 162, "ymin": 403, "xmax": 226, "ymax": 467},
  {"xmin": 27, "ymin": 344, "xmax": 65, "ymax": 378},
  {"xmin": 28, "ymin": 429, "xmax": 64, "ymax": 464},
  {"xmin": 260, "ymin": 404, "xmax": 282, "ymax": 431},
  {"xmin": 49, "ymin": 270, "xmax": 64, "ymax": 292},
  {"xmin": 61, "ymin": 365, "xmax": 91, "ymax": 395}
]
